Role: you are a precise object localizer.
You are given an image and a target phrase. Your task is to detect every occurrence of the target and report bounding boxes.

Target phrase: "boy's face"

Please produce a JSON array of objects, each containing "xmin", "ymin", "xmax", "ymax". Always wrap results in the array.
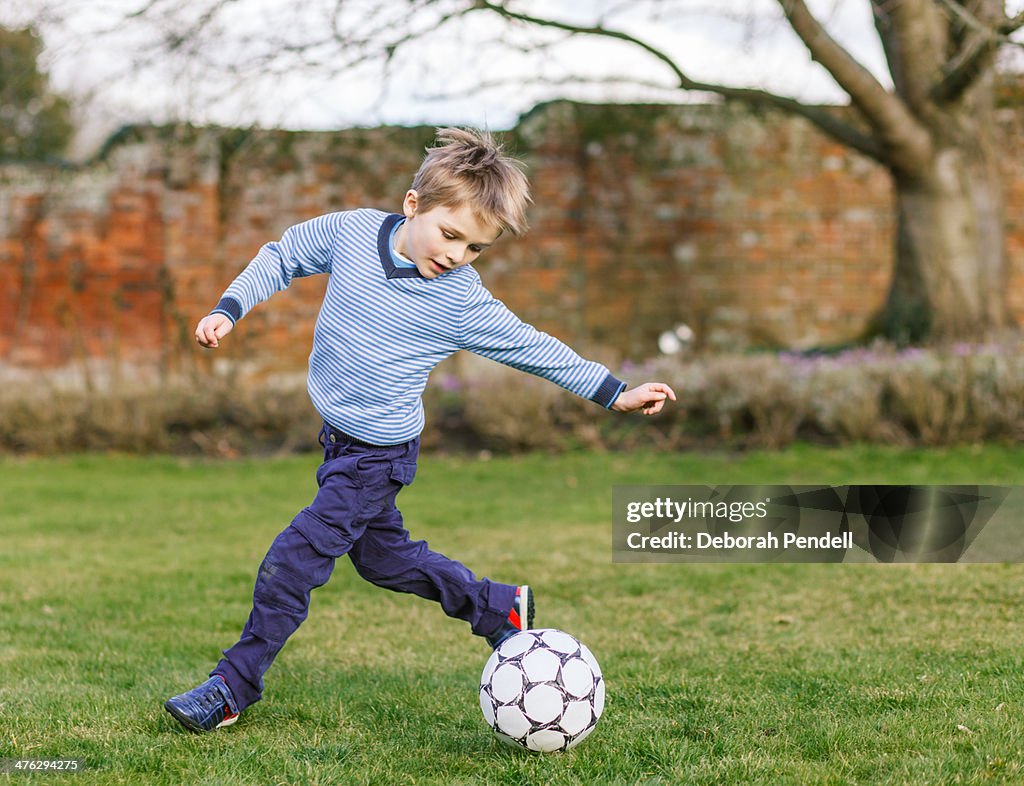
[{"xmin": 395, "ymin": 190, "xmax": 502, "ymax": 279}]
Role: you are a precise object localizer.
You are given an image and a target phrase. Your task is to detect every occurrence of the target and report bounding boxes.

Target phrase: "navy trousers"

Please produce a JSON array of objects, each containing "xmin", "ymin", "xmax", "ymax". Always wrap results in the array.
[{"xmin": 213, "ymin": 423, "xmax": 516, "ymax": 711}]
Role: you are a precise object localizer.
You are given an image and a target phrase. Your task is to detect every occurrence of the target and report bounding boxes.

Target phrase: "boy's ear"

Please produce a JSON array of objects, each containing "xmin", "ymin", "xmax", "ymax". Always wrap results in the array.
[{"xmin": 402, "ymin": 189, "xmax": 419, "ymax": 218}]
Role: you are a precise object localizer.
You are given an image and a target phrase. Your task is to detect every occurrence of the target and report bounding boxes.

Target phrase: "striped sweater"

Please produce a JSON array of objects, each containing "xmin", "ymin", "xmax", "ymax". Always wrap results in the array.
[{"xmin": 211, "ymin": 208, "xmax": 626, "ymax": 445}]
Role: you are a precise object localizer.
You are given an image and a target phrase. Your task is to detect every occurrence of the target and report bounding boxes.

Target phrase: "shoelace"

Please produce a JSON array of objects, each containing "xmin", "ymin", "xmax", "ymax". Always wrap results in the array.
[{"xmin": 197, "ymin": 684, "xmax": 225, "ymax": 713}]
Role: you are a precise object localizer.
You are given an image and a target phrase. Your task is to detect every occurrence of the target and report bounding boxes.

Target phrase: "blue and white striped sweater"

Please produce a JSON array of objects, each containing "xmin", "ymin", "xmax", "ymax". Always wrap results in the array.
[{"xmin": 211, "ymin": 208, "xmax": 626, "ymax": 445}]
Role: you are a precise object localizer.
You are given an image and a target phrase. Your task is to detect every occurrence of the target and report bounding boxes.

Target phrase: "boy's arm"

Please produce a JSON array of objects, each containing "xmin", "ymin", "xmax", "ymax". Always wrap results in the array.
[
  {"xmin": 197, "ymin": 212, "xmax": 347, "ymax": 348},
  {"xmin": 459, "ymin": 279, "xmax": 674, "ymax": 413}
]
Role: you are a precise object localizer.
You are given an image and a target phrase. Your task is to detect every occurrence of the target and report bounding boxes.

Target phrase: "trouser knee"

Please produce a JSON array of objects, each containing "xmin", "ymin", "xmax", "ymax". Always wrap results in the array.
[{"xmin": 251, "ymin": 526, "xmax": 335, "ymax": 637}]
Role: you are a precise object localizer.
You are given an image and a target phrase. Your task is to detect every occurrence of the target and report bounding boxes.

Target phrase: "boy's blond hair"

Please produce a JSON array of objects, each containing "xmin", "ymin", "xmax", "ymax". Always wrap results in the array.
[{"xmin": 412, "ymin": 127, "xmax": 531, "ymax": 237}]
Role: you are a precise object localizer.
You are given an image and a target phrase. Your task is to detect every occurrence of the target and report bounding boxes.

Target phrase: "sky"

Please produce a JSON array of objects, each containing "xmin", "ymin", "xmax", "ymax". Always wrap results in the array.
[{"xmin": 4, "ymin": 0, "xmax": 1024, "ymax": 155}]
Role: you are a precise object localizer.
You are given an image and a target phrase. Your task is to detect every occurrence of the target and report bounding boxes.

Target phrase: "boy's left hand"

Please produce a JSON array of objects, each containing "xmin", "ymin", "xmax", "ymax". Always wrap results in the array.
[{"xmin": 611, "ymin": 382, "xmax": 677, "ymax": 415}]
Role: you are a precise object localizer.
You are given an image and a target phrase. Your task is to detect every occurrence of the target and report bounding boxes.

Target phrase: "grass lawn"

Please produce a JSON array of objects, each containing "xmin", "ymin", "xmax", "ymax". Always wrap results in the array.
[{"xmin": 2, "ymin": 444, "xmax": 1023, "ymax": 785}]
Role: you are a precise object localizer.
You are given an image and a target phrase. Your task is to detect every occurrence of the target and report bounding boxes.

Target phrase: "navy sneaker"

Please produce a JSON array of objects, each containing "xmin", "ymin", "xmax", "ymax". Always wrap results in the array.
[
  {"xmin": 164, "ymin": 675, "xmax": 239, "ymax": 733},
  {"xmin": 486, "ymin": 585, "xmax": 535, "ymax": 649}
]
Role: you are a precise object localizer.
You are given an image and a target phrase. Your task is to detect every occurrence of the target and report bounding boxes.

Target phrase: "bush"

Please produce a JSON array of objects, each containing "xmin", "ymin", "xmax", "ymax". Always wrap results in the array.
[
  {"xmin": 0, "ymin": 374, "xmax": 319, "ymax": 455},
  {"xmin": 461, "ymin": 367, "xmax": 564, "ymax": 452},
  {"xmin": 3, "ymin": 338, "xmax": 1023, "ymax": 455},
  {"xmin": 440, "ymin": 339, "xmax": 1024, "ymax": 452}
]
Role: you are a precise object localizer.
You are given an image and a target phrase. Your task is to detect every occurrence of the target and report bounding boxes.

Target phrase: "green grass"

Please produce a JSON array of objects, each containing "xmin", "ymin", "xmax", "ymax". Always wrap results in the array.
[{"xmin": 2, "ymin": 444, "xmax": 1024, "ymax": 785}]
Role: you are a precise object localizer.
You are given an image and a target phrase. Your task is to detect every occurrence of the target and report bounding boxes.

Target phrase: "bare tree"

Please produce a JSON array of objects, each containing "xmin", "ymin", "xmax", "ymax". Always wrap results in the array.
[
  {"xmin": 465, "ymin": 0, "xmax": 1024, "ymax": 341},
  {"xmin": 32, "ymin": 0, "xmax": 1024, "ymax": 341}
]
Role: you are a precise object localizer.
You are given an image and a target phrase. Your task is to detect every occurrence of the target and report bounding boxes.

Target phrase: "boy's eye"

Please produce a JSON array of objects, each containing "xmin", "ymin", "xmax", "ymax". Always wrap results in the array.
[
  {"xmin": 469, "ymin": 245, "xmax": 482, "ymax": 254},
  {"xmin": 442, "ymin": 231, "xmax": 455, "ymax": 240}
]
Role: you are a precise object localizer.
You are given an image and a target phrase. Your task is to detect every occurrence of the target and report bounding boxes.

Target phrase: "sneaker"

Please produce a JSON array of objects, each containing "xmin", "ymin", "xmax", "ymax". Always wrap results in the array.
[
  {"xmin": 485, "ymin": 585, "xmax": 535, "ymax": 649},
  {"xmin": 164, "ymin": 675, "xmax": 240, "ymax": 733}
]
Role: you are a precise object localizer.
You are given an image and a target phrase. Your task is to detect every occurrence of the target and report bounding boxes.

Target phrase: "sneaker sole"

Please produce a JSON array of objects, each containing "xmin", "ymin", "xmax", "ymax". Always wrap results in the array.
[{"xmin": 521, "ymin": 585, "xmax": 535, "ymax": 629}]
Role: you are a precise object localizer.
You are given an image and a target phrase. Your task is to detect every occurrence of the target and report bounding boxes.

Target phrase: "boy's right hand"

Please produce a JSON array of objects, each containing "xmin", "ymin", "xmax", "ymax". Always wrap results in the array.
[{"xmin": 195, "ymin": 314, "xmax": 234, "ymax": 349}]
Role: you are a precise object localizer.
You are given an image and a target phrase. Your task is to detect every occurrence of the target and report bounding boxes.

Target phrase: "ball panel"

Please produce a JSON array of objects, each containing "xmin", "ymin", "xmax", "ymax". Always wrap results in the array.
[
  {"xmin": 496, "ymin": 631, "xmax": 537, "ymax": 658},
  {"xmin": 490, "ymin": 664, "xmax": 525, "ymax": 704},
  {"xmin": 521, "ymin": 647, "xmax": 561, "ymax": 683},
  {"xmin": 526, "ymin": 729, "xmax": 567, "ymax": 753},
  {"xmin": 479, "ymin": 688, "xmax": 495, "ymax": 726},
  {"xmin": 593, "ymin": 678, "xmax": 606, "ymax": 719},
  {"xmin": 522, "ymin": 684, "xmax": 564, "ymax": 725},
  {"xmin": 578, "ymin": 643, "xmax": 602, "ymax": 678},
  {"xmin": 559, "ymin": 700, "xmax": 594, "ymax": 736},
  {"xmin": 561, "ymin": 658, "xmax": 596, "ymax": 698},
  {"xmin": 539, "ymin": 629, "xmax": 580, "ymax": 654},
  {"xmin": 495, "ymin": 705, "xmax": 532, "ymax": 739},
  {"xmin": 481, "ymin": 652, "xmax": 499, "ymax": 685}
]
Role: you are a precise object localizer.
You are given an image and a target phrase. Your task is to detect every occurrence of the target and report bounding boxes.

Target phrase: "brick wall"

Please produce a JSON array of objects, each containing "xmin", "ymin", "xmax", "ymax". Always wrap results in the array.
[{"xmin": 1, "ymin": 100, "xmax": 1022, "ymax": 383}]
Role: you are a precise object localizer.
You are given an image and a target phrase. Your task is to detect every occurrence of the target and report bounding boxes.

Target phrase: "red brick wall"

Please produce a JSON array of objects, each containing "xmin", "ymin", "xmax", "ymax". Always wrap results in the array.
[{"xmin": 1, "ymin": 101, "xmax": 1021, "ymax": 382}]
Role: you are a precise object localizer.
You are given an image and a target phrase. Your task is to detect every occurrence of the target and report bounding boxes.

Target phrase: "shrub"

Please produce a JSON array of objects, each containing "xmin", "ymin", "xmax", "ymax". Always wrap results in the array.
[
  {"xmin": 459, "ymin": 362, "xmax": 564, "ymax": 452},
  {"xmin": 3, "ymin": 337, "xmax": 1023, "ymax": 455},
  {"xmin": 0, "ymin": 373, "xmax": 318, "ymax": 455}
]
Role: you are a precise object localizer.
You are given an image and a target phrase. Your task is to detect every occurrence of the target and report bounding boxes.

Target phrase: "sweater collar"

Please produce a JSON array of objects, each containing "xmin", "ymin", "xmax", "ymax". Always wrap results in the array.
[{"xmin": 377, "ymin": 213, "xmax": 423, "ymax": 279}]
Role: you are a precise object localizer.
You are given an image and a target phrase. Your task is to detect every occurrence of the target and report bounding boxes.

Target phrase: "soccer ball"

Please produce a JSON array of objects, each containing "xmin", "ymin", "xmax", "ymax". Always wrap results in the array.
[{"xmin": 479, "ymin": 628, "xmax": 605, "ymax": 752}]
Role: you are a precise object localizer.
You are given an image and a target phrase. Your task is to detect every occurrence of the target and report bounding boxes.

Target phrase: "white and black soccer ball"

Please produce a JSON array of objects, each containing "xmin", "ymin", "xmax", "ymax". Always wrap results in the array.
[{"xmin": 479, "ymin": 628, "xmax": 605, "ymax": 752}]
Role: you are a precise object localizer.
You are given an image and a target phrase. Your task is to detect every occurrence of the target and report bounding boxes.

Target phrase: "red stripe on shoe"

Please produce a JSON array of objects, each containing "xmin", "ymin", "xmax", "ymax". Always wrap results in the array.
[{"xmin": 509, "ymin": 609, "xmax": 522, "ymax": 629}]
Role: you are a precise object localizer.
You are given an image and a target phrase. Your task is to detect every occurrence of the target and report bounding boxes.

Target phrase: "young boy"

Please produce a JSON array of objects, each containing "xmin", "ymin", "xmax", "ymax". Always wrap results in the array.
[{"xmin": 164, "ymin": 128, "xmax": 675, "ymax": 733}]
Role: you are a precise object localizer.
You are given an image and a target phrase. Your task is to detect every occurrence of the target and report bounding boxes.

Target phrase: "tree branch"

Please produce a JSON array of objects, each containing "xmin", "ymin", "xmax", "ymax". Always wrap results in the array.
[
  {"xmin": 471, "ymin": 0, "xmax": 691, "ymax": 90},
  {"xmin": 125, "ymin": 0, "xmax": 168, "ymax": 20},
  {"xmin": 930, "ymin": 28, "xmax": 997, "ymax": 103},
  {"xmin": 932, "ymin": 0, "xmax": 992, "ymax": 35},
  {"xmin": 1003, "ymin": 11, "xmax": 1024, "ymax": 34},
  {"xmin": 417, "ymin": 73, "xmax": 684, "ymax": 98},
  {"xmin": 694, "ymin": 84, "xmax": 886, "ymax": 163},
  {"xmin": 165, "ymin": 0, "xmax": 243, "ymax": 52},
  {"xmin": 778, "ymin": 0, "xmax": 930, "ymax": 168},
  {"xmin": 929, "ymin": 0, "xmax": 1003, "ymax": 102},
  {"xmin": 932, "ymin": 0, "xmax": 1024, "ymax": 45},
  {"xmin": 471, "ymin": 0, "xmax": 886, "ymax": 163}
]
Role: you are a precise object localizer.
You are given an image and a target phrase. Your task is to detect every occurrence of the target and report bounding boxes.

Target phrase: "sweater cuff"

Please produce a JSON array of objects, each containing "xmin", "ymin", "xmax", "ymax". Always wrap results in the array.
[
  {"xmin": 590, "ymin": 373, "xmax": 627, "ymax": 409},
  {"xmin": 210, "ymin": 297, "xmax": 242, "ymax": 324}
]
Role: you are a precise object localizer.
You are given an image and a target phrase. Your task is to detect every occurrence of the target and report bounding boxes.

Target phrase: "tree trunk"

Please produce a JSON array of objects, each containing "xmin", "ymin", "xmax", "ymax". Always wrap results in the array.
[
  {"xmin": 879, "ymin": 151, "xmax": 1008, "ymax": 342},
  {"xmin": 876, "ymin": 106, "xmax": 1009, "ymax": 343}
]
